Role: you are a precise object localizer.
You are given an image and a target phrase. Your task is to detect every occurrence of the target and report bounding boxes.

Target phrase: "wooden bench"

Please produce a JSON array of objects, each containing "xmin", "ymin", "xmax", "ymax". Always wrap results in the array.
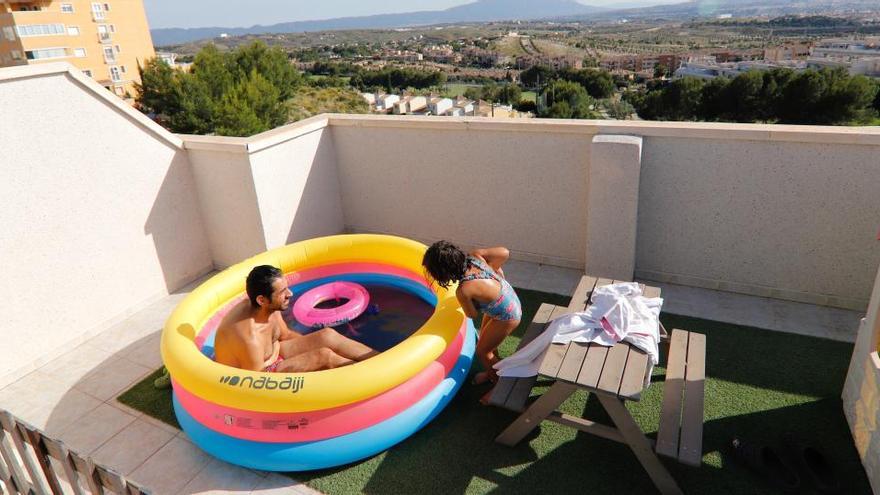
[
  {"xmin": 490, "ymin": 275, "xmax": 707, "ymax": 495},
  {"xmin": 656, "ymin": 329, "xmax": 706, "ymax": 467}
]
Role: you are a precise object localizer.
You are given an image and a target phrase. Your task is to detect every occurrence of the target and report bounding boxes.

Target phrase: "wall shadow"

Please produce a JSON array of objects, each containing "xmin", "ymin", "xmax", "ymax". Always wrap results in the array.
[
  {"xmin": 144, "ymin": 150, "xmax": 214, "ymax": 293},
  {"xmin": 285, "ymin": 130, "xmax": 346, "ymax": 245}
]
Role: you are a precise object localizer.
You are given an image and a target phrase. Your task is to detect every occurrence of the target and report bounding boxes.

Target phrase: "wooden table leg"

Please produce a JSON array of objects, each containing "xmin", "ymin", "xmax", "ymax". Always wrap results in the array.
[
  {"xmin": 596, "ymin": 394, "xmax": 683, "ymax": 495},
  {"xmin": 495, "ymin": 381, "xmax": 577, "ymax": 446}
]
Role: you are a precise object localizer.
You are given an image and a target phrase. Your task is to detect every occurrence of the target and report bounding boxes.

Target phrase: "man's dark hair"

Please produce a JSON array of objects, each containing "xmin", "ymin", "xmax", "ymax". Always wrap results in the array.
[
  {"xmin": 422, "ymin": 240, "xmax": 468, "ymax": 289},
  {"xmin": 246, "ymin": 265, "xmax": 284, "ymax": 308}
]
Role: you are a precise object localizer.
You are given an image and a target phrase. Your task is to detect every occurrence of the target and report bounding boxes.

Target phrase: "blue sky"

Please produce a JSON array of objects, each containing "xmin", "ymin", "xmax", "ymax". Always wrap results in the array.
[{"xmin": 142, "ymin": 0, "xmax": 660, "ymax": 29}]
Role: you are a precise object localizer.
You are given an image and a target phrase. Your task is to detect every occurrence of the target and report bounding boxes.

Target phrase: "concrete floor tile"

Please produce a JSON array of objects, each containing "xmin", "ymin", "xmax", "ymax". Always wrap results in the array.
[
  {"xmin": 38, "ymin": 344, "xmax": 115, "ymax": 387},
  {"xmin": 129, "ymin": 436, "xmax": 212, "ymax": 495},
  {"xmin": 177, "ymin": 458, "xmax": 263, "ymax": 494},
  {"xmin": 137, "ymin": 411, "xmax": 180, "ymax": 435},
  {"xmin": 91, "ymin": 418, "xmax": 175, "ymax": 475},
  {"xmin": 56, "ymin": 402, "xmax": 136, "ymax": 455},
  {"xmin": 503, "ymin": 259, "xmax": 540, "ymax": 288},
  {"xmin": 527, "ymin": 264, "xmax": 583, "ymax": 296},
  {"xmin": 108, "ymin": 400, "xmax": 144, "ymax": 419},
  {"xmin": 85, "ymin": 322, "xmax": 160, "ymax": 356},
  {"xmin": 250, "ymin": 474, "xmax": 314, "ymax": 495},
  {"xmin": 644, "ymin": 280, "xmax": 862, "ymax": 342},
  {"xmin": 120, "ymin": 332, "xmax": 164, "ymax": 370},
  {"xmin": 0, "ymin": 371, "xmax": 103, "ymax": 435},
  {"xmin": 74, "ymin": 358, "xmax": 151, "ymax": 401}
]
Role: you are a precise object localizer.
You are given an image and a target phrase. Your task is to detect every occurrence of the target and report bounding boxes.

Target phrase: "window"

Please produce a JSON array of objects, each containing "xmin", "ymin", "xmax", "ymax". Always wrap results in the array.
[
  {"xmin": 25, "ymin": 47, "xmax": 68, "ymax": 60},
  {"xmin": 10, "ymin": 50, "xmax": 22, "ymax": 60},
  {"xmin": 74, "ymin": 48, "xmax": 86, "ymax": 57},
  {"xmin": 114, "ymin": 44, "xmax": 120, "ymax": 53},
  {"xmin": 109, "ymin": 25, "xmax": 115, "ymax": 33},
  {"xmin": 16, "ymin": 24, "xmax": 66, "ymax": 37},
  {"xmin": 91, "ymin": 3, "xmax": 105, "ymax": 20},
  {"xmin": 2, "ymin": 26, "xmax": 14, "ymax": 41},
  {"xmin": 83, "ymin": 69, "xmax": 92, "ymax": 77},
  {"xmin": 103, "ymin": 45, "xmax": 115, "ymax": 63},
  {"xmin": 67, "ymin": 26, "xmax": 79, "ymax": 36},
  {"xmin": 61, "ymin": 3, "xmax": 74, "ymax": 13},
  {"xmin": 103, "ymin": 3, "xmax": 111, "ymax": 11},
  {"xmin": 120, "ymin": 65, "xmax": 125, "ymax": 73},
  {"xmin": 98, "ymin": 25, "xmax": 111, "ymax": 42},
  {"xmin": 109, "ymin": 65, "xmax": 121, "ymax": 82}
]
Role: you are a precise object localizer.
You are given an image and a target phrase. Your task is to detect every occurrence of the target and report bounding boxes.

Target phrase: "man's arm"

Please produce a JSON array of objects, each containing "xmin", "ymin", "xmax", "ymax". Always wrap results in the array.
[
  {"xmin": 472, "ymin": 247, "xmax": 510, "ymax": 273},
  {"xmin": 236, "ymin": 336, "xmax": 271, "ymax": 372},
  {"xmin": 274, "ymin": 313, "xmax": 300, "ymax": 342}
]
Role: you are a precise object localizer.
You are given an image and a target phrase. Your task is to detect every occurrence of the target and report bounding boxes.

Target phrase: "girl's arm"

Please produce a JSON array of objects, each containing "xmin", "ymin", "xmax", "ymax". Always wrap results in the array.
[
  {"xmin": 472, "ymin": 247, "xmax": 510, "ymax": 273},
  {"xmin": 456, "ymin": 285, "xmax": 480, "ymax": 319}
]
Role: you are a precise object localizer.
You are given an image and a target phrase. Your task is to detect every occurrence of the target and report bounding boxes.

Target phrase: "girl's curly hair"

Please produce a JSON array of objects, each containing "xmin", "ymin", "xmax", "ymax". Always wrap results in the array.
[{"xmin": 422, "ymin": 240, "xmax": 468, "ymax": 289}]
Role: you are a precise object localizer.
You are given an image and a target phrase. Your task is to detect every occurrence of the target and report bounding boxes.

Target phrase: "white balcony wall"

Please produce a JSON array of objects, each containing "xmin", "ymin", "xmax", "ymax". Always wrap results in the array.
[
  {"xmin": 182, "ymin": 117, "xmax": 344, "ymax": 268},
  {"xmin": 0, "ymin": 64, "xmax": 212, "ymax": 385},
  {"xmin": 328, "ymin": 116, "xmax": 880, "ymax": 311},
  {"xmin": 330, "ymin": 117, "xmax": 591, "ymax": 268},
  {"xmin": 636, "ymin": 134, "xmax": 880, "ymax": 310}
]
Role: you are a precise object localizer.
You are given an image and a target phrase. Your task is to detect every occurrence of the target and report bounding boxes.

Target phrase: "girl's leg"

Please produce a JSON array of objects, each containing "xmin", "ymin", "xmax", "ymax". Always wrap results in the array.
[
  {"xmin": 473, "ymin": 315, "xmax": 496, "ymax": 384},
  {"xmin": 480, "ymin": 315, "xmax": 491, "ymax": 334},
  {"xmin": 475, "ymin": 318, "xmax": 519, "ymax": 401}
]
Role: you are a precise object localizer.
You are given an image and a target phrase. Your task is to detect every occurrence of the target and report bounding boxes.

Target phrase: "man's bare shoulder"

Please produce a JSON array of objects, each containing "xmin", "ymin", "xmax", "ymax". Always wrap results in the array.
[{"xmin": 216, "ymin": 301, "xmax": 257, "ymax": 340}]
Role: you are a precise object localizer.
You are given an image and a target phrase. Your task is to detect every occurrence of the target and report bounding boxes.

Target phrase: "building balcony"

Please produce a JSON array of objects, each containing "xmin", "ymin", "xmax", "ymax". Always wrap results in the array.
[{"xmin": 1, "ymin": 62, "xmax": 879, "ymax": 494}]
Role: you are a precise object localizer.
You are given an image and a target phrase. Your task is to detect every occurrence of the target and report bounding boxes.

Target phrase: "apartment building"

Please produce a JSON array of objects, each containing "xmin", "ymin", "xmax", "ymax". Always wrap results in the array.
[{"xmin": 0, "ymin": 0, "xmax": 155, "ymax": 98}]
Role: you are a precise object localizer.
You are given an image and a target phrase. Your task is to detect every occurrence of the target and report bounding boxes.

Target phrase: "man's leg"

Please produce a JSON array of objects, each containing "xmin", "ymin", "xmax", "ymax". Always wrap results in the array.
[
  {"xmin": 275, "ymin": 347, "xmax": 353, "ymax": 372},
  {"xmin": 280, "ymin": 328, "xmax": 377, "ymax": 361}
]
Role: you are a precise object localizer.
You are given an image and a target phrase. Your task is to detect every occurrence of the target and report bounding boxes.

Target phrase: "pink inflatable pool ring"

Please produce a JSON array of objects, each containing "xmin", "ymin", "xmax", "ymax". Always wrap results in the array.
[{"xmin": 292, "ymin": 281, "xmax": 370, "ymax": 328}]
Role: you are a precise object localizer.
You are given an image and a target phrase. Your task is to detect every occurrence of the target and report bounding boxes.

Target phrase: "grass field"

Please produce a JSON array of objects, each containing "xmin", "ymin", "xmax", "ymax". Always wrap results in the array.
[
  {"xmin": 442, "ymin": 83, "xmax": 537, "ymax": 104},
  {"xmin": 442, "ymin": 82, "xmax": 481, "ymax": 98},
  {"xmin": 118, "ymin": 287, "xmax": 870, "ymax": 494}
]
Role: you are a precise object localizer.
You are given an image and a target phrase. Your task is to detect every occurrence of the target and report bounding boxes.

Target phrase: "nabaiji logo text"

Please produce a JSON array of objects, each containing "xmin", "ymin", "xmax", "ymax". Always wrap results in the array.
[{"xmin": 219, "ymin": 374, "xmax": 305, "ymax": 393}]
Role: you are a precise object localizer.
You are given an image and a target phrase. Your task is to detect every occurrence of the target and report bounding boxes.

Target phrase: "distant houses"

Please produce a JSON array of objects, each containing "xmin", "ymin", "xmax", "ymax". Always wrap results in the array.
[{"xmin": 361, "ymin": 92, "xmax": 531, "ymax": 118}]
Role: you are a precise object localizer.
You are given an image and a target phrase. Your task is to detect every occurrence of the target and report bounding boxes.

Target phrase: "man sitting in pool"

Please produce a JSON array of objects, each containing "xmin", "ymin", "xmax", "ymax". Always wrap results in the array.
[{"xmin": 214, "ymin": 265, "xmax": 378, "ymax": 373}]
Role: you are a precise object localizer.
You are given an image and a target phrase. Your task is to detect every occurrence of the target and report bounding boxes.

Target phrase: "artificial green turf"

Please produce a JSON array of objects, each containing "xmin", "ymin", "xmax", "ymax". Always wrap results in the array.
[
  {"xmin": 118, "ymin": 287, "xmax": 871, "ymax": 494},
  {"xmin": 118, "ymin": 367, "xmax": 179, "ymax": 429}
]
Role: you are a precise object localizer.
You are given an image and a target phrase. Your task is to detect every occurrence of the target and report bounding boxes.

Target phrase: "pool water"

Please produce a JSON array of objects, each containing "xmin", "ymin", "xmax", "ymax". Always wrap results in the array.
[{"xmin": 283, "ymin": 283, "xmax": 434, "ymax": 352}]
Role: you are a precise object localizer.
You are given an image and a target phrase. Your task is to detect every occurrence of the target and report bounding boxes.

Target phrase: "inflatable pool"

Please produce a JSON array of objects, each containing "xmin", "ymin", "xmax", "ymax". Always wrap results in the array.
[{"xmin": 160, "ymin": 234, "xmax": 475, "ymax": 471}]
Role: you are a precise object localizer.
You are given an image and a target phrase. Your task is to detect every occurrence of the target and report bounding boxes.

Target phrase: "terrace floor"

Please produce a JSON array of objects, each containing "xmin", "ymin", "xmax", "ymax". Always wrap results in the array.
[{"xmin": 0, "ymin": 260, "xmax": 865, "ymax": 494}]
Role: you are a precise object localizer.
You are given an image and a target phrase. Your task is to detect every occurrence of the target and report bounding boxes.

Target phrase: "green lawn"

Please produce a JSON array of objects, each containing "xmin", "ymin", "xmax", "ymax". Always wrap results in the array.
[
  {"xmin": 441, "ymin": 84, "xmax": 536, "ymax": 104},
  {"xmin": 119, "ymin": 288, "xmax": 870, "ymax": 494},
  {"xmin": 442, "ymin": 83, "xmax": 481, "ymax": 99},
  {"xmin": 307, "ymin": 74, "xmax": 352, "ymax": 85}
]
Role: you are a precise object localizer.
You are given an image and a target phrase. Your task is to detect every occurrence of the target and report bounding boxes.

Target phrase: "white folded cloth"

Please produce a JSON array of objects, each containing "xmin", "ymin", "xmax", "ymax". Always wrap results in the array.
[{"xmin": 494, "ymin": 283, "xmax": 662, "ymax": 381}]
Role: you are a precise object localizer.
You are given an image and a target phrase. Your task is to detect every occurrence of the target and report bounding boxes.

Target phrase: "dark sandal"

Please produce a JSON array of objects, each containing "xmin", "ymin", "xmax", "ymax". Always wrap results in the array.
[
  {"xmin": 730, "ymin": 437, "xmax": 801, "ymax": 493},
  {"xmin": 781, "ymin": 433, "xmax": 841, "ymax": 494}
]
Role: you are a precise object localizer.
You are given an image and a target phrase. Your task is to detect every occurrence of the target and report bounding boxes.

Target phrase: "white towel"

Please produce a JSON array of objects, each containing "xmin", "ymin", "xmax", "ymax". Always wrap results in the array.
[{"xmin": 494, "ymin": 283, "xmax": 662, "ymax": 380}]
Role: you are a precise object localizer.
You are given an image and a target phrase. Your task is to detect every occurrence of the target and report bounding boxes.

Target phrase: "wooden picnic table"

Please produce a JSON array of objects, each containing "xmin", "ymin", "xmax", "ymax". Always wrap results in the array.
[{"xmin": 490, "ymin": 275, "xmax": 706, "ymax": 495}]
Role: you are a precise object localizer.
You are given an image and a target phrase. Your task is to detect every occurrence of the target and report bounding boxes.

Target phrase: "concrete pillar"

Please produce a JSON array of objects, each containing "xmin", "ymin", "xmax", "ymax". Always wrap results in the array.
[
  {"xmin": 585, "ymin": 134, "xmax": 643, "ymax": 281},
  {"xmin": 187, "ymin": 148, "xmax": 268, "ymax": 268}
]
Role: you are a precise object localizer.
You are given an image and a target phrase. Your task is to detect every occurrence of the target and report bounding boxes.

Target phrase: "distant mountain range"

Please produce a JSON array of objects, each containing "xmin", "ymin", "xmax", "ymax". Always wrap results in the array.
[
  {"xmin": 150, "ymin": 0, "xmax": 880, "ymax": 46},
  {"xmin": 573, "ymin": 0, "xmax": 880, "ymax": 21},
  {"xmin": 150, "ymin": 0, "xmax": 607, "ymax": 45}
]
